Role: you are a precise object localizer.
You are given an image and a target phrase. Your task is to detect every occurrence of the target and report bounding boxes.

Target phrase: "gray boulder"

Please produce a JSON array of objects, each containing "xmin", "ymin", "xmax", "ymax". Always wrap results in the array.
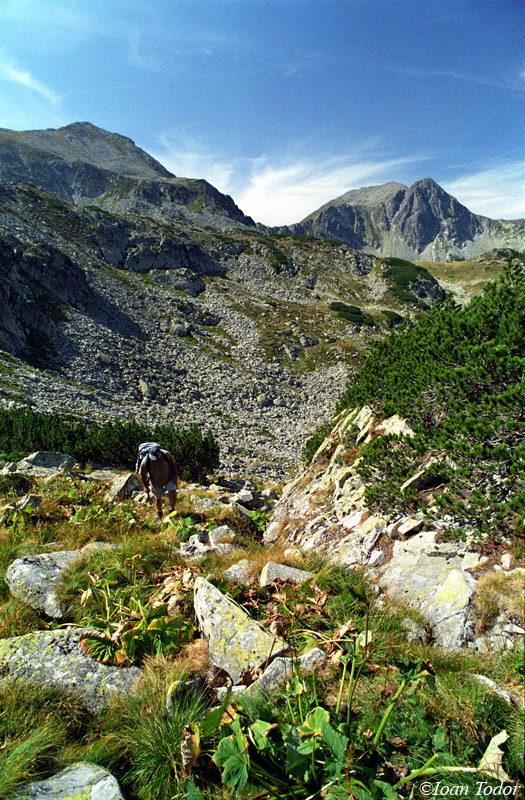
[
  {"xmin": 138, "ymin": 378, "xmax": 157, "ymax": 399},
  {"xmin": 103, "ymin": 473, "xmax": 142, "ymax": 502},
  {"xmin": 0, "ymin": 628, "xmax": 142, "ymax": 713},
  {"xmin": 18, "ymin": 494, "xmax": 42, "ymax": 511},
  {"xmin": 15, "ymin": 451, "xmax": 75, "ymax": 477},
  {"xmin": 84, "ymin": 469, "xmax": 120, "ymax": 483},
  {"xmin": 6, "ymin": 550, "xmax": 81, "ymax": 617},
  {"xmin": 208, "ymin": 525, "xmax": 236, "ymax": 547},
  {"xmin": 194, "ymin": 578, "xmax": 288, "ymax": 683},
  {"xmin": 223, "ymin": 558, "xmax": 258, "ymax": 585},
  {"xmin": 9, "ymin": 762, "xmax": 125, "ymax": 800},
  {"xmin": 216, "ymin": 647, "xmax": 326, "ymax": 700},
  {"xmin": 259, "ymin": 561, "xmax": 314, "ymax": 587}
]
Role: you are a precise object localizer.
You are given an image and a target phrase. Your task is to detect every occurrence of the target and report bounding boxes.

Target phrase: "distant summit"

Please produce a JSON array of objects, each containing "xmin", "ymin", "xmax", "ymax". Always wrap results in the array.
[
  {"xmin": 0, "ymin": 122, "xmax": 173, "ymax": 183},
  {"xmin": 277, "ymin": 177, "xmax": 524, "ymax": 261},
  {"xmin": 0, "ymin": 122, "xmax": 255, "ymax": 229}
]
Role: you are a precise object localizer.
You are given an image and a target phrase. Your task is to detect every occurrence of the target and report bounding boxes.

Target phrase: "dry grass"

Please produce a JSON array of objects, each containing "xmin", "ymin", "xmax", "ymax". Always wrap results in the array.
[{"xmin": 474, "ymin": 570, "xmax": 525, "ymax": 630}]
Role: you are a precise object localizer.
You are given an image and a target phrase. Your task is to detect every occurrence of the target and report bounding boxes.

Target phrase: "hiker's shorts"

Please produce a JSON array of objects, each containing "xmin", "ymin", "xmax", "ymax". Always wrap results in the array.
[{"xmin": 151, "ymin": 480, "xmax": 177, "ymax": 499}]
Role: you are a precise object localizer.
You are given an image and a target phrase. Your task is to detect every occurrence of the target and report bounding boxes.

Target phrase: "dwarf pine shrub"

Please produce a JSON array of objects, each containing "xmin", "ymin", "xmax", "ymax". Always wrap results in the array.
[
  {"xmin": 0, "ymin": 409, "xmax": 220, "ymax": 481},
  {"xmin": 307, "ymin": 257, "xmax": 525, "ymax": 541}
]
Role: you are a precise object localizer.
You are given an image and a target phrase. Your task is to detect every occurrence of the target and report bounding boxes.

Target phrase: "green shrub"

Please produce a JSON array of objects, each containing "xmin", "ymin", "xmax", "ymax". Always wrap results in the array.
[
  {"xmin": 334, "ymin": 257, "xmax": 525, "ymax": 540},
  {"xmin": 382, "ymin": 257, "xmax": 436, "ymax": 306},
  {"xmin": 302, "ymin": 419, "xmax": 336, "ymax": 463},
  {"xmin": 329, "ymin": 301, "xmax": 375, "ymax": 326},
  {"xmin": 382, "ymin": 309, "xmax": 404, "ymax": 328},
  {"xmin": 0, "ymin": 409, "xmax": 220, "ymax": 481}
]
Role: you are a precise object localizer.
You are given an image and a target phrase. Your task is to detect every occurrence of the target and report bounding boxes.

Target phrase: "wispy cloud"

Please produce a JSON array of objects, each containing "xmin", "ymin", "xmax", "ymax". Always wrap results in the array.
[
  {"xmin": 442, "ymin": 162, "xmax": 525, "ymax": 220},
  {"xmin": 154, "ymin": 130, "xmax": 237, "ymax": 192},
  {"xmin": 0, "ymin": 55, "xmax": 60, "ymax": 105},
  {"xmin": 0, "ymin": 0, "xmax": 99, "ymax": 49},
  {"xmin": 153, "ymin": 131, "xmax": 424, "ymax": 225},
  {"xmin": 391, "ymin": 66, "xmax": 525, "ymax": 92}
]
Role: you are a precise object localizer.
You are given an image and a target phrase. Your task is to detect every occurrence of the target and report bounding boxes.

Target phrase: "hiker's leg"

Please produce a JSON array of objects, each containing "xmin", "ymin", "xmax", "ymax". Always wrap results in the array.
[
  {"xmin": 168, "ymin": 489, "xmax": 177, "ymax": 511},
  {"xmin": 156, "ymin": 497, "xmax": 163, "ymax": 518}
]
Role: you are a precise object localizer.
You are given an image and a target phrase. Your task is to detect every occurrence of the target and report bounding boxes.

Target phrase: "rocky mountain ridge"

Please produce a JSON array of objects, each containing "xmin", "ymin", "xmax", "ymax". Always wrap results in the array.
[
  {"xmin": 1, "ymin": 175, "xmax": 456, "ymax": 478},
  {"xmin": 0, "ymin": 122, "xmax": 255, "ymax": 229},
  {"xmin": 278, "ymin": 177, "xmax": 525, "ymax": 262}
]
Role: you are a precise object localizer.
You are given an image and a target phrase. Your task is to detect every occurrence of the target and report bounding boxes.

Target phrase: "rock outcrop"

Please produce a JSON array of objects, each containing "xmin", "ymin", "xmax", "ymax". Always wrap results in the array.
[
  {"xmin": 6, "ymin": 551, "xmax": 81, "ymax": 618},
  {"xmin": 194, "ymin": 578, "xmax": 288, "ymax": 683},
  {"xmin": 0, "ymin": 122, "xmax": 255, "ymax": 229},
  {"xmin": 264, "ymin": 405, "xmax": 523, "ymax": 651}
]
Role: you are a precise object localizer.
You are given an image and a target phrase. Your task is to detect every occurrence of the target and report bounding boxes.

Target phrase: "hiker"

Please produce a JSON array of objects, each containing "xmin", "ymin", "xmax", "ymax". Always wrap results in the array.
[{"xmin": 138, "ymin": 444, "xmax": 178, "ymax": 520}]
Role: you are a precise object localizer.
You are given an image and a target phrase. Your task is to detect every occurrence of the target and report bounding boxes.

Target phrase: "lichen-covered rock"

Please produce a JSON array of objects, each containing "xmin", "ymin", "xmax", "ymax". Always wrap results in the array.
[
  {"xmin": 16, "ymin": 451, "xmax": 75, "ymax": 475},
  {"xmin": 259, "ymin": 561, "xmax": 314, "ymax": 587},
  {"xmin": 103, "ymin": 472, "xmax": 142, "ymax": 502},
  {"xmin": 9, "ymin": 762, "xmax": 125, "ymax": 800},
  {"xmin": 263, "ymin": 407, "xmax": 397, "ymax": 559},
  {"xmin": 208, "ymin": 525, "xmax": 236, "ymax": 546},
  {"xmin": 216, "ymin": 647, "xmax": 327, "ymax": 701},
  {"xmin": 194, "ymin": 578, "xmax": 288, "ymax": 683},
  {"xmin": 0, "ymin": 629, "xmax": 142, "ymax": 712},
  {"xmin": 6, "ymin": 550, "xmax": 81, "ymax": 617},
  {"xmin": 379, "ymin": 531, "xmax": 476, "ymax": 650}
]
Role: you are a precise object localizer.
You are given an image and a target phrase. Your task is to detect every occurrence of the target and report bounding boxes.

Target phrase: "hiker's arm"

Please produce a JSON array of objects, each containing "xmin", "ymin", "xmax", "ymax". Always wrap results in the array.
[{"xmin": 139, "ymin": 462, "xmax": 150, "ymax": 495}]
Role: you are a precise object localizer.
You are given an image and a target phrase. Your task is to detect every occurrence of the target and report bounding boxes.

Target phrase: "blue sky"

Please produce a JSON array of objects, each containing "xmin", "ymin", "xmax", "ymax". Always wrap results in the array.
[{"xmin": 0, "ymin": 0, "xmax": 523, "ymax": 225}]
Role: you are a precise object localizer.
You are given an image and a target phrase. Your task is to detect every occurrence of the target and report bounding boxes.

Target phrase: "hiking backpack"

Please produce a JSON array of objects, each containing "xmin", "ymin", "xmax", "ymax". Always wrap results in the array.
[{"xmin": 135, "ymin": 442, "xmax": 162, "ymax": 473}]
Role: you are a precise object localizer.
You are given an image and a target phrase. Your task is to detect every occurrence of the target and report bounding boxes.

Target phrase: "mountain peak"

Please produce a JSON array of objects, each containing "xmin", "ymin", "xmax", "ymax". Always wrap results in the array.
[{"xmin": 282, "ymin": 177, "xmax": 525, "ymax": 261}]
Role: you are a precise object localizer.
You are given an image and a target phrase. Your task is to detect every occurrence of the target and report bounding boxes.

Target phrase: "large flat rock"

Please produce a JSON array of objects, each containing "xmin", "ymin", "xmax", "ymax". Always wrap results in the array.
[
  {"xmin": 0, "ymin": 628, "xmax": 142, "ymax": 713},
  {"xmin": 194, "ymin": 578, "xmax": 288, "ymax": 683}
]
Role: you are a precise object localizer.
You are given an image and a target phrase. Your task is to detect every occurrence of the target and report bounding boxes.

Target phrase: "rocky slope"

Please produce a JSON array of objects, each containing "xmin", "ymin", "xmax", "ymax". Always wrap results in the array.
[
  {"xmin": 0, "ymin": 123, "xmax": 517, "ymax": 477},
  {"xmin": 0, "ymin": 177, "xmax": 452, "ymax": 478},
  {"xmin": 265, "ymin": 405, "xmax": 524, "ymax": 652},
  {"xmin": 278, "ymin": 177, "xmax": 525, "ymax": 262}
]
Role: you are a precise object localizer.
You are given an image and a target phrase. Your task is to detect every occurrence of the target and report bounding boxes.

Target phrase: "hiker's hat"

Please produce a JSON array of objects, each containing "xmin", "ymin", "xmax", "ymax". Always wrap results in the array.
[{"xmin": 149, "ymin": 445, "xmax": 162, "ymax": 460}]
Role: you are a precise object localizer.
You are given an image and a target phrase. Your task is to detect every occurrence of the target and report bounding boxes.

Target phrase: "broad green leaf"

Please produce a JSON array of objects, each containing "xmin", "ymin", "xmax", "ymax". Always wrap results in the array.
[
  {"xmin": 212, "ymin": 730, "xmax": 250, "ymax": 790},
  {"xmin": 287, "ymin": 676, "xmax": 305, "ymax": 696},
  {"xmin": 298, "ymin": 706, "xmax": 330, "ymax": 739},
  {"xmin": 321, "ymin": 721, "xmax": 348, "ymax": 777},
  {"xmin": 199, "ymin": 687, "xmax": 232, "ymax": 738},
  {"xmin": 249, "ymin": 719, "xmax": 278, "ymax": 752},
  {"xmin": 432, "ymin": 727, "xmax": 448, "ymax": 751},
  {"xmin": 356, "ymin": 630, "xmax": 373, "ymax": 649},
  {"xmin": 372, "ymin": 779, "xmax": 403, "ymax": 800},
  {"xmin": 285, "ymin": 727, "xmax": 310, "ymax": 780}
]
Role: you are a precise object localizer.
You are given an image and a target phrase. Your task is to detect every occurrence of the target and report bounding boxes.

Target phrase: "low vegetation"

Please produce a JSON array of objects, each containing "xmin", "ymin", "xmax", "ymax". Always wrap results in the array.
[
  {"xmin": 0, "ymin": 472, "xmax": 523, "ymax": 799},
  {"xmin": 329, "ymin": 301, "xmax": 376, "ymax": 326},
  {"xmin": 0, "ymin": 408, "xmax": 219, "ymax": 481},
  {"xmin": 381, "ymin": 257, "xmax": 435, "ymax": 307}
]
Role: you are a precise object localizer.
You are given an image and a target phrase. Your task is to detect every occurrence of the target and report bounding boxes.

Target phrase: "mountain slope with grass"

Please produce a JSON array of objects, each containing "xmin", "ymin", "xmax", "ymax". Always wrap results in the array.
[
  {"xmin": 0, "ymin": 121, "xmax": 521, "ymax": 478},
  {"xmin": 335, "ymin": 255, "xmax": 525, "ymax": 542},
  {"xmin": 0, "ymin": 122, "xmax": 255, "ymax": 228}
]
